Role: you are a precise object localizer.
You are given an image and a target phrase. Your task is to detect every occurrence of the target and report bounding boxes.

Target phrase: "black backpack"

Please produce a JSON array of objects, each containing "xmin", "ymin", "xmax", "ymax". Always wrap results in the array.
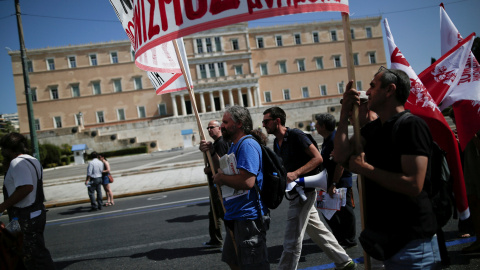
[
  {"xmin": 236, "ymin": 136, "xmax": 287, "ymax": 209},
  {"xmin": 393, "ymin": 112, "xmax": 453, "ymax": 228}
]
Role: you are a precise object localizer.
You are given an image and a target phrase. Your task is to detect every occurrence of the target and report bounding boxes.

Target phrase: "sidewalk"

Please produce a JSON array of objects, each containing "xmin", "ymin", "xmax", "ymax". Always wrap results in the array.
[{"xmin": 43, "ymin": 161, "xmax": 207, "ymax": 208}]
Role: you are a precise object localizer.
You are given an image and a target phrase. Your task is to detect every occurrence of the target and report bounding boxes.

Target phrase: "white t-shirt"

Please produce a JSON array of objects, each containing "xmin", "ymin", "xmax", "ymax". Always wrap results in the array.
[{"xmin": 4, "ymin": 154, "xmax": 41, "ymax": 208}]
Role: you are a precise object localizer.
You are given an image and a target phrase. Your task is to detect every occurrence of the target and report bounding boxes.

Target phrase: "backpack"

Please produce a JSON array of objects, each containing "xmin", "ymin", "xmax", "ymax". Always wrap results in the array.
[
  {"xmin": 393, "ymin": 112, "xmax": 453, "ymax": 228},
  {"xmin": 236, "ymin": 136, "xmax": 287, "ymax": 209}
]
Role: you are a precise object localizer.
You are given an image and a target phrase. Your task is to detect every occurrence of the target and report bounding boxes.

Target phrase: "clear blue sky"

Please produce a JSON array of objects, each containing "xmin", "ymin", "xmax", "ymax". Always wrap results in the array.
[{"xmin": 0, "ymin": 0, "xmax": 478, "ymax": 115}]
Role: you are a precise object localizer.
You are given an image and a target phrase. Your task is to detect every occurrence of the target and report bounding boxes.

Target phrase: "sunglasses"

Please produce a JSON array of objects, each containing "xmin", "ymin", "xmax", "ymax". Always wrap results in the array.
[
  {"xmin": 206, "ymin": 126, "xmax": 218, "ymax": 130},
  {"xmin": 378, "ymin": 66, "xmax": 398, "ymax": 82},
  {"xmin": 262, "ymin": 119, "xmax": 275, "ymax": 125}
]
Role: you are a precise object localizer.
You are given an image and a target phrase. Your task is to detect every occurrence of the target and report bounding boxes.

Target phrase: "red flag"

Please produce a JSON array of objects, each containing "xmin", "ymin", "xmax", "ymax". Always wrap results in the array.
[
  {"xmin": 384, "ymin": 19, "xmax": 469, "ymax": 218},
  {"xmin": 438, "ymin": 4, "xmax": 480, "ymax": 150}
]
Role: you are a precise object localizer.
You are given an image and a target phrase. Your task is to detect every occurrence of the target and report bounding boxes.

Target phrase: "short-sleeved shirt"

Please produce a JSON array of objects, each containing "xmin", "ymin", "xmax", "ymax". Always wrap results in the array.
[
  {"xmin": 223, "ymin": 135, "xmax": 265, "ymax": 221},
  {"xmin": 274, "ymin": 128, "xmax": 317, "ymax": 177},
  {"xmin": 213, "ymin": 136, "xmax": 229, "ymax": 158},
  {"xmin": 321, "ymin": 130, "xmax": 352, "ymax": 187},
  {"xmin": 87, "ymin": 158, "xmax": 104, "ymax": 178},
  {"xmin": 361, "ymin": 111, "xmax": 436, "ymax": 239},
  {"xmin": 4, "ymin": 154, "xmax": 41, "ymax": 208}
]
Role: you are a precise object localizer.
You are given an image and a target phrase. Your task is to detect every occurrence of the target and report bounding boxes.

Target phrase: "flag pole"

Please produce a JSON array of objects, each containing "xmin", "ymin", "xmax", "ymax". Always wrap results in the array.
[
  {"xmin": 342, "ymin": 12, "xmax": 370, "ymax": 269},
  {"xmin": 172, "ymin": 39, "xmax": 238, "ymax": 257},
  {"xmin": 204, "ymin": 152, "xmax": 219, "ymax": 230}
]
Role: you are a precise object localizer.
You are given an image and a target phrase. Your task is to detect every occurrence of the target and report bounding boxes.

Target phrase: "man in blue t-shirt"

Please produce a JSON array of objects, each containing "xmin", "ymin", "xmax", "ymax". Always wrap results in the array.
[{"xmin": 200, "ymin": 105, "xmax": 269, "ymax": 270}]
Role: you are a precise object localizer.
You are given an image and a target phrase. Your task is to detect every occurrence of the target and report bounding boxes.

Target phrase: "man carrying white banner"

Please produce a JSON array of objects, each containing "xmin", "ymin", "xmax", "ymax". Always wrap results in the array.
[{"xmin": 334, "ymin": 67, "xmax": 441, "ymax": 268}]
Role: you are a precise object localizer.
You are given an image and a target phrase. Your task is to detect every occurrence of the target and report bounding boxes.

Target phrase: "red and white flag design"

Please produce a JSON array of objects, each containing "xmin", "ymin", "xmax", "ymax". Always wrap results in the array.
[
  {"xmin": 437, "ymin": 4, "xmax": 480, "ymax": 150},
  {"xmin": 384, "ymin": 19, "xmax": 469, "ymax": 218}
]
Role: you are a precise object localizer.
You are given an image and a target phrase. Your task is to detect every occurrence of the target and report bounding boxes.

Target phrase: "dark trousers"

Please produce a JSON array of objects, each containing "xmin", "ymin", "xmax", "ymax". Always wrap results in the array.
[
  {"xmin": 18, "ymin": 209, "xmax": 55, "ymax": 270},
  {"xmin": 88, "ymin": 177, "xmax": 103, "ymax": 209},
  {"xmin": 207, "ymin": 176, "xmax": 224, "ymax": 243},
  {"xmin": 323, "ymin": 187, "xmax": 357, "ymax": 246}
]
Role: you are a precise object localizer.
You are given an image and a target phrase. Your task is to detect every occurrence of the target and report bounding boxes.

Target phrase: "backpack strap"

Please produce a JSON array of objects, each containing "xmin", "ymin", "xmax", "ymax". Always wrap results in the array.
[{"xmin": 391, "ymin": 112, "xmax": 413, "ymax": 144}]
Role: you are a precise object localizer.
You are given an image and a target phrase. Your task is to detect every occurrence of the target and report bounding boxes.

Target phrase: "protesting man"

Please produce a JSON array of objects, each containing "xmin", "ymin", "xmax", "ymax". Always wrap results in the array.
[
  {"xmin": 262, "ymin": 107, "xmax": 355, "ymax": 270},
  {"xmin": 200, "ymin": 120, "xmax": 229, "ymax": 248},
  {"xmin": 85, "ymin": 151, "xmax": 104, "ymax": 211},
  {"xmin": 0, "ymin": 133, "xmax": 55, "ymax": 269},
  {"xmin": 201, "ymin": 105, "xmax": 269, "ymax": 269},
  {"xmin": 334, "ymin": 67, "xmax": 441, "ymax": 268}
]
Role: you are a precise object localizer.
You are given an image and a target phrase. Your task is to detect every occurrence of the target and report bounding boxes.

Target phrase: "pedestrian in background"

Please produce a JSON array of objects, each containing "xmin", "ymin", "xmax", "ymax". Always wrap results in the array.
[
  {"xmin": 85, "ymin": 151, "xmax": 103, "ymax": 211},
  {"xmin": 99, "ymin": 154, "xmax": 114, "ymax": 207}
]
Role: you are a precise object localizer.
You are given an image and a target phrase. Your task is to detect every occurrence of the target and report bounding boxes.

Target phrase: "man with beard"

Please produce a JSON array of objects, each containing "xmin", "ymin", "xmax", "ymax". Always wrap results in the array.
[
  {"xmin": 200, "ymin": 105, "xmax": 269, "ymax": 270},
  {"xmin": 262, "ymin": 107, "xmax": 355, "ymax": 270},
  {"xmin": 200, "ymin": 120, "xmax": 229, "ymax": 248},
  {"xmin": 0, "ymin": 133, "xmax": 55, "ymax": 269}
]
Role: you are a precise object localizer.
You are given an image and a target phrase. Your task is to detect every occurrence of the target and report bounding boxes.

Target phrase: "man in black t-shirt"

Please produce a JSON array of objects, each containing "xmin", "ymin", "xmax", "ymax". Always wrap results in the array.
[
  {"xmin": 200, "ymin": 120, "xmax": 229, "ymax": 248},
  {"xmin": 334, "ymin": 67, "xmax": 441, "ymax": 268}
]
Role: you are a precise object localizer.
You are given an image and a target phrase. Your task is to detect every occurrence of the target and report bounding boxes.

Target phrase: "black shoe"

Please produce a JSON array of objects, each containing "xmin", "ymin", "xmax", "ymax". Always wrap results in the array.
[
  {"xmin": 340, "ymin": 241, "xmax": 358, "ymax": 249},
  {"xmin": 202, "ymin": 241, "xmax": 222, "ymax": 248}
]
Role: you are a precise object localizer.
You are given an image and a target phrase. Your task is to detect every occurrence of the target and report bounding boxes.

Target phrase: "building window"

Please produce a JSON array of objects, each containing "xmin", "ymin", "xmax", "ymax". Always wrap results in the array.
[
  {"xmin": 351, "ymin": 29, "xmax": 355, "ymax": 39},
  {"xmin": 89, "ymin": 54, "xmax": 98, "ymax": 66},
  {"xmin": 27, "ymin": 60, "xmax": 33, "ymax": 72},
  {"xmin": 34, "ymin": 119, "xmax": 40, "ymax": 131},
  {"xmin": 199, "ymin": 64, "xmax": 207, "ymax": 78},
  {"xmin": 113, "ymin": 79, "xmax": 122, "ymax": 92},
  {"xmin": 31, "ymin": 88, "xmax": 37, "ymax": 102},
  {"xmin": 47, "ymin": 58, "xmax": 55, "ymax": 70},
  {"xmin": 96, "ymin": 111, "xmax": 105, "ymax": 123},
  {"xmin": 234, "ymin": 65, "xmax": 243, "ymax": 75},
  {"xmin": 330, "ymin": 30, "xmax": 337, "ymax": 41},
  {"xmin": 218, "ymin": 62, "xmax": 225, "ymax": 76},
  {"xmin": 117, "ymin": 108, "xmax": 126, "ymax": 121},
  {"xmin": 283, "ymin": 89, "xmax": 291, "ymax": 100},
  {"xmin": 302, "ymin": 87, "xmax": 309, "ymax": 98},
  {"xmin": 320, "ymin": 85, "xmax": 327, "ymax": 96},
  {"xmin": 337, "ymin": 81, "xmax": 345, "ymax": 94},
  {"xmin": 276, "ymin": 35, "xmax": 283, "ymax": 46},
  {"xmin": 50, "ymin": 87, "xmax": 59, "ymax": 100},
  {"xmin": 316, "ymin": 57, "xmax": 324, "ymax": 69},
  {"xmin": 68, "ymin": 56, "xmax": 77, "ymax": 68},
  {"xmin": 297, "ymin": 59, "xmax": 305, "ymax": 72},
  {"xmin": 264, "ymin": 91, "xmax": 272, "ymax": 103},
  {"xmin": 54, "ymin": 116, "xmax": 62, "ymax": 128},
  {"xmin": 71, "ymin": 84, "xmax": 80, "ymax": 97},
  {"xmin": 134, "ymin": 77, "xmax": 143, "ymax": 90},
  {"xmin": 137, "ymin": 106, "xmax": 146, "ymax": 118},
  {"xmin": 334, "ymin": 55, "xmax": 342, "ymax": 68},
  {"xmin": 158, "ymin": 104, "xmax": 167, "ymax": 116},
  {"xmin": 294, "ymin": 33, "xmax": 301, "ymax": 45},
  {"xmin": 110, "ymin": 52, "xmax": 118, "ymax": 64},
  {"xmin": 208, "ymin": 63, "xmax": 216, "ymax": 77},
  {"xmin": 260, "ymin": 63, "xmax": 268, "ymax": 75},
  {"xmin": 356, "ymin": 81, "xmax": 363, "ymax": 91},
  {"xmin": 353, "ymin": 53, "xmax": 359, "ymax": 66},
  {"xmin": 205, "ymin": 38, "xmax": 212, "ymax": 53},
  {"xmin": 313, "ymin": 32, "xmax": 319, "ymax": 43},
  {"xmin": 196, "ymin": 38, "xmax": 203, "ymax": 53},
  {"xmin": 256, "ymin": 37, "xmax": 264, "ymax": 48},
  {"xmin": 279, "ymin": 61, "xmax": 287, "ymax": 74},
  {"xmin": 93, "ymin": 81, "xmax": 101, "ymax": 95},
  {"xmin": 131, "ymin": 50, "xmax": 135, "ymax": 61},
  {"xmin": 214, "ymin": 37, "xmax": 221, "ymax": 51},
  {"xmin": 366, "ymin": 27, "xmax": 372, "ymax": 38},
  {"xmin": 231, "ymin": 39, "xmax": 239, "ymax": 50},
  {"xmin": 368, "ymin": 52, "xmax": 377, "ymax": 64},
  {"xmin": 75, "ymin": 113, "xmax": 82, "ymax": 126}
]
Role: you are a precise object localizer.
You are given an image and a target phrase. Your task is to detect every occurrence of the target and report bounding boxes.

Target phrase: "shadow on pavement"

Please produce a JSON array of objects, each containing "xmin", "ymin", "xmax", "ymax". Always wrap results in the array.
[
  {"xmin": 57, "ymin": 206, "xmax": 93, "ymax": 216},
  {"xmin": 165, "ymin": 214, "xmax": 208, "ymax": 223}
]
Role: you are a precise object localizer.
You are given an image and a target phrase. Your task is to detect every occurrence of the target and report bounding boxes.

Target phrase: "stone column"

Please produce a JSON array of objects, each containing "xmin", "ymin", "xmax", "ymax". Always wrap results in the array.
[
  {"xmin": 228, "ymin": 89, "xmax": 234, "ymax": 106},
  {"xmin": 254, "ymin": 86, "xmax": 261, "ymax": 107},
  {"xmin": 219, "ymin": 90, "xmax": 225, "ymax": 110},
  {"xmin": 247, "ymin": 88, "xmax": 253, "ymax": 108},
  {"xmin": 209, "ymin": 91, "xmax": 215, "ymax": 112},
  {"xmin": 200, "ymin": 92, "xmax": 206, "ymax": 113},
  {"xmin": 237, "ymin": 89, "xmax": 244, "ymax": 107},
  {"xmin": 180, "ymin": 94, "xmax": 187, "ymax": 116},
  {"xmin": 171, "ymin": 95, "xmax": 178, "ymax": 117}
]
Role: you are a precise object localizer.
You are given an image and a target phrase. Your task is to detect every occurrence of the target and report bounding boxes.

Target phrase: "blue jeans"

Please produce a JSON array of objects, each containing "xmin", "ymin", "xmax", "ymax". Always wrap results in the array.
[
  {"xmin": 88, "ymin": 177, "xmax": 103, "ymax": 209},
  {"xmin": 384, "ymin": 235, "xmax": 441, "ymax": 270}
]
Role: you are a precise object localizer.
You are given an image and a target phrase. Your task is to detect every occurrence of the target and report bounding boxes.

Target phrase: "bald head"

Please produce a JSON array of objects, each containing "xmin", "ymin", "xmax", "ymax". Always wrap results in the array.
[{"xmin": 207, "ymin": 120, "xmax": 222, "ymax": 140}]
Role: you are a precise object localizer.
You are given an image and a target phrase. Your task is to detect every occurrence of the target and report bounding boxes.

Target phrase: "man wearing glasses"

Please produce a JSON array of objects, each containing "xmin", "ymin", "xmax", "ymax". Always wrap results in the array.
[
  {"xmin": 262, "ymin": 107, "xmax": 356, "ymax": 270},
  {"xmin": 200, "ymin": 120, "xmax": 229, "ymax": 248},
  {"xmin": 334, "ymin": 67, "xmax": 441, "ymax": 268}
]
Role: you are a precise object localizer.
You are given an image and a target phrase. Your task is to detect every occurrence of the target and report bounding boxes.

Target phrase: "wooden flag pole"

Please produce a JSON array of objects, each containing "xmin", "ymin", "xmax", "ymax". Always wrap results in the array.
[
  {"xmin": 203, "ymin": 152, "xmax": 219, "ymax": 230},
  {"xmin": 172, "ymin": 39, "xmax": 237, "ymax": 257},
  {"xmin": 342, "ymin": 12, "xmax": 370, "ymax": 269}
]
